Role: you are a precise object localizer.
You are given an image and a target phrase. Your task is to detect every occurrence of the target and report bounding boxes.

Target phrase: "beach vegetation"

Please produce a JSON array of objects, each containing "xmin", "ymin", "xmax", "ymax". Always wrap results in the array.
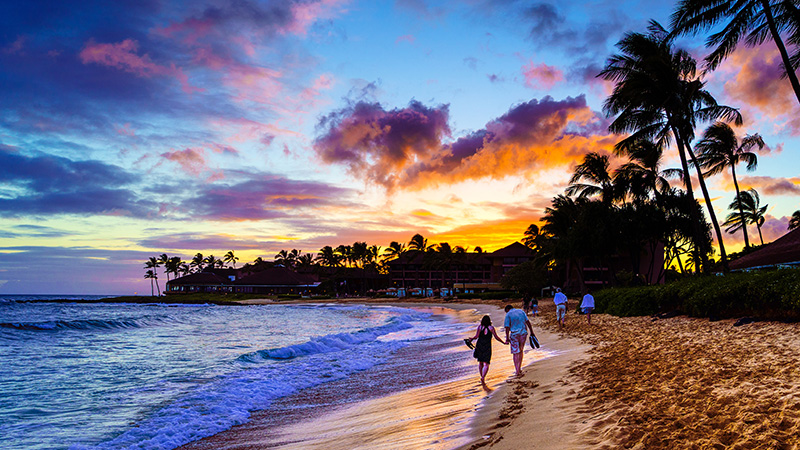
[{"xmin": 595, "ymin": 269, "xmax": 800, "ymax": 320}]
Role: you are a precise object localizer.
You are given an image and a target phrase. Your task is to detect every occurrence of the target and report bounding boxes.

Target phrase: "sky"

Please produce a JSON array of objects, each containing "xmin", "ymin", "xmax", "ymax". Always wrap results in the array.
[{"xmin": 1, "ymin": 0, "xmax": 799, "ymax": 295}]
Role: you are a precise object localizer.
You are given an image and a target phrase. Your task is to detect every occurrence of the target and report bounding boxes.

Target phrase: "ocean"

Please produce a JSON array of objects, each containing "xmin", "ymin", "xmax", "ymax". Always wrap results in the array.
[{"xmin": 0, "ymin": 295, "xmax": 489, "ymax": 450}]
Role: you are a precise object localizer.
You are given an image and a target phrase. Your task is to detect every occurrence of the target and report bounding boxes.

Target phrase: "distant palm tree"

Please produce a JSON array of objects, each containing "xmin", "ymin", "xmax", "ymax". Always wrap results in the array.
[
  {"xmin": 165, "ymin": 256, "xmax": 183, "ymax": 282},
  {"xmin": 296, "ymin": 253, "xmax": 315, "ymax": 269},
  {"xmin": 157, "ymin": 254, "xmax": 171, "ymax": 283},
  {"xmin": 203, "ymin": 255, "xmax": 220, "ymax": 269},
  {"xmin": 223, "ymin": 250, "xmax": 239, "ymax": 268},
  {"xmin": 382, "ymin": 241, "xmax": 406, "ymax": 262},
  {"xmin": 316, "ymin": 246, "xmax": 342, "ymax": 267},
  {"xmin": 274, "ymin": 249, "xmax": 299, "ymax": 269},
  {"xmin": 474, "ymin": 246, "xmax": 483, "ymax": 253},
  {"xmin": 671, "ymin": 0, "xmax": 800, "ymax": 105},
  {"xmin": 408, "ymin": 234, "xmax": 429, "ymax": 252},
  {"xmin": 190, "ymin": 253, "xmax": 204, "ymax": 272},
  {"xmin": 335, "ymin": 245, "xmax": 353, "ymax": 267},
  {"xmin": 790, "ymin": 210, "xmax": 800, "ymax": 231},
  {"xmin": 144, "ymin": 269, "xmax": 157, "ymax": 296},
  {"xmin": 144, "ymin": 257, "xmax": 161, "ymax": 296},
  {"xmin": 695, "ymin": 122, "xmax": 764, "ymax": 248}
]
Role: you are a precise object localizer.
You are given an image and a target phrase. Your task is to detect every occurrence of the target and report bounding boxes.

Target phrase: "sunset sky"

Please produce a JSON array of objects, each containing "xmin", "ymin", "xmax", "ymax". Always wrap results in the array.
[{"xmin": 2, "ymin": 0, "xmax": 799, "ymax": 294}]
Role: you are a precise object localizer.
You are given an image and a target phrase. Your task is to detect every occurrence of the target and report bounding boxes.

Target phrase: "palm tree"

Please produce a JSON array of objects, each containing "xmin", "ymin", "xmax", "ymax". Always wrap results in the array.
[
  {"xmin": 274, "ymin": 249, "xmax": 299, "ymax": 269},
  {"xmin": 144, "ymin": 257, "xmax": 161, "ymax": 296},
  {"xmin": 408, "ymin": 234, "xmax": 429, "ymax": 252},
  {"xmin": 203, "ymin": 254, "xmax": 220, "ymax": 269},
  {"xmin": 670, "ymin": 0, "xmax": 800, "ymax": 105},
  {"xmin": 565, "ymin": 152, "xmax": 619, "ymax": 204},
  {"xmin": 613, "ymin": 140, "xmax": 681, "ymax": 204},
  {"xmin": 223, "ymin": 250, "xmax": 239, "ymax": 268},
  {"xmin": 157, "ymin": 253, "xmax": 171, "ymax": 284},
  {"xmin": 296, "ymin": 253, "xmax": 315, "ymax": 270},
  {"xmin": 316, "ymin": 246, "xmax": 343, "ymax": 267},
  {"xmin": 695, "ymin": 122, "xmax": 764, "ymax": 248},
  {"xmin": 723, "ymin": 188, "xmax": 769, "ymax": 245},
  {"xmin": 522, "ymin": 224, "xmax": 540, "ymax": 248},
  {"xmin": 165, "ymin": 256, "xmax": 183, "ymax": 281},
  {"xmin": 383, "ymin": 241, "xmax": 406, "ymax": 262},
  {"xmin": 600, "ymin": 21, "xmax": 741, "ymax": 272},
  {"xmin": 190, "ymin": 253, "xmax": 204, "ymax": 272},
  {"xmin": 144, "ymin": 269, "xmax": 157, "ymax": 296},
  {"xmin": 790, "ymin": 210, "xmax": 800, "ymax": 230},
  {"xmin": 334, "ymin": 245, "xmax": 353, "ymax": 267}
]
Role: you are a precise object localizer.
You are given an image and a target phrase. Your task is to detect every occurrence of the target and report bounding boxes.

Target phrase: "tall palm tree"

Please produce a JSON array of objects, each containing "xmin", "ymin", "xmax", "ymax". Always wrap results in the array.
[
  {"xmin": 522, "ymin": 224, "xmax": 540, "ymax": 249},
  {"xmin": 144, "ymin": 269, "xmax": 157, "ymax": 297},
  {"xmin": 335, "ymin": 245, "xmax": 353, "ymax": 267},
  {"xmin": 600, "ymin": 21, "xmax": 741, "ymax": 272},
  {"xmin": 203, "ymin": 254, "xmax": 220, "ymax": 269},
  {"xmin": 790, "ymin": 210, "xmax": 800, "ymax": 230},
  {"xmin": 157, "ymin": 254, "xmax": 171, "ymax": 283},
  {"xmin": 296, "ymin": 253, "xmax": 315, "ymax": 270},
  {"xmin": 566, "ymin": 152, "xmax": 619, "ymax": 204},
  {"xmin": 274, "ymin": 249, "xmax": 299, "ymax": 269},
  {"xmin": 382, "ymin": 241, "xmax": 406, "ymax": 262},
  {"xmin": 223, "ymin": 250, "xmax": 239, "ymax": 268},
  {"xmin": 144, "ymin": 257, "xmax": 161, "ymax": 296},
  {"xmin": 695, "ymin": 122, "xmax": 764, "ymax": 248},
  {"xmin": 165, "ymin": 256, "xmax": 183, "ymax": 281},
  {"xmin": 671, "ymin": 0, "xmax": 800, "ymax": 105}
]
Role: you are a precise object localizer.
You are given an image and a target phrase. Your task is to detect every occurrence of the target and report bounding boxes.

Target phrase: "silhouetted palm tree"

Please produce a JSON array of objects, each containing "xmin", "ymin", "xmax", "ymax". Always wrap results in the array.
[
  {"xmin": 382, "ymin": 241, "xmax": 406, "ymax": 262},
  {"xmin": 408, "ymin": 234, "xmax": 429, "ymax": 252},
  {"xmin": 695, "ymin": 122, "xmax": 764, "ymax": 248},
  {"xmin": 190, "ymin": 253, "xmax": 204, "ymax": 272},
  {"xmin": 316, "ymin": 246, "xmax": 342, "ymax": 267},
  {"xmin": 600, "ymin": 21, "xmax": 741, "ymax": 272},
  {"xmin": 613, "ymin": 140, "xmax": 680, "ymax": 204},
  {"xmin": 723, "ymin": 188, "xmax": 768, "ymax": 245},
  {"xmin": 671, "ymin": 0, "xmax": 800, "ymax": 105},
  {"xmin": 144, "ymin": 257, "xmax": 161, "ymax": 296},
  {"xmin": 144, "ymin": 269, "xmax": 157, "ymax": 297},
  {"xmin": 223, "ymin": 250, "xmax": 239, "ymax": 268},
  {"xmin": 790, "ymin": 210, "xmax": 800, "ymax": 230},
  {"xmin": 566, "ymin": 152, "xmax": 619, "ymax": 204}
]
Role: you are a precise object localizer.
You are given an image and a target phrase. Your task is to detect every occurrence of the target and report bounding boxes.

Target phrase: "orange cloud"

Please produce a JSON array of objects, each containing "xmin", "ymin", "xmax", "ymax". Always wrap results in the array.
[
  {"xmin": 314, "ymin": 95, "xmax": 617, "ymax": 193},
  {"xmin": 740, "ymin": 175, "xmax": 800, "ymax": 196},
  {"xmin": 161, "ymin": 148, "xmax": 208, "ymax": 175}
]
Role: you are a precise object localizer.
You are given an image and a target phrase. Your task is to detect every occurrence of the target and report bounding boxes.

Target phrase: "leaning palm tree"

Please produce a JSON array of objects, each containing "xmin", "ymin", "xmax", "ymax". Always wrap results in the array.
[
  {"xmin": 566, "ymin": 152, "xmax": 620, "ymax": 205},
  {"xmin": 190, "ymin": 253, "xmax": 204, "ymax": 272},
  {"xmin": 723, "ymin": 188, "xmax": 769, "ymax": 245},
  {"xmin": 743, "ymin": 189, "xmax": 768, "ymax": 245},
  {"xmin": 695, "ymin": 122, "xmax": 764, "ymax": 248},
  {"xmin": 671, "ymin": 0, "xmax": 800, "ymax": 105},
  {"xmin": 790, "ymin": 210, "xmax": 800, "ymax": 230},
  {"xmin": 600, "ymin": 21, "xmax": 741, "ymax": 272}
]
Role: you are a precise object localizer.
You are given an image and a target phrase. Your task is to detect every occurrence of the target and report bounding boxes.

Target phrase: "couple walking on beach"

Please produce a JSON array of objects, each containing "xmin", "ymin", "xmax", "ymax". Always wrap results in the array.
[
  {"xmin": 465, "ymin": 304, "xmax": 536, "ymax": 383},
  {"xmin": 554, "ymin": 287, "xmax": 595, "ymax": 328}
]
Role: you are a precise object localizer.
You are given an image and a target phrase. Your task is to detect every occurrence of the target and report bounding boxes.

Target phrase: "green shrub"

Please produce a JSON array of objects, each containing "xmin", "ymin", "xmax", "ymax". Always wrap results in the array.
[{"xmin": 595, "ymin": 269, "xmax": 800, "ymax": 319}]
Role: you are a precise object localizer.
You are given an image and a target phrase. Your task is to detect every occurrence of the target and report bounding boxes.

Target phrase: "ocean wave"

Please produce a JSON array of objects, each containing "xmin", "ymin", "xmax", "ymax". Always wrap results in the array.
[
  {"xmin": 70, "ymin": 310, "xmax": 440, "ymax": 450},
  {"xmin": 0, "ymin": 315, "xmax": 180, "ymax": 332},
  {"xmin": 238, "ymin": 315, "xmax": 418, "ymax": 362}
]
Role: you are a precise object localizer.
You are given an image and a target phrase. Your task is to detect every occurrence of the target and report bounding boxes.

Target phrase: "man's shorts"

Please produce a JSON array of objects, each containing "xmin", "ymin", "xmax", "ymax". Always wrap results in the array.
[
  {"xmin": 583, "ymin": 307, "xmax": 594, "ymax": 314},
  {"xmin": 556, "ymin": 303, "xmax": 567, "ymax": 321},
  {"xmin": 509, "ymin": 331, "xmax": 527, "ymax": 354}
]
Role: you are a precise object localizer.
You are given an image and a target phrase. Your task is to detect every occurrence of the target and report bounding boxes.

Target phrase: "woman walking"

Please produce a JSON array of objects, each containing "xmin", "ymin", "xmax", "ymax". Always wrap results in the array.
[{"xmin": 466, "ymin": 315, "xmax": 506, "ymax": 384}]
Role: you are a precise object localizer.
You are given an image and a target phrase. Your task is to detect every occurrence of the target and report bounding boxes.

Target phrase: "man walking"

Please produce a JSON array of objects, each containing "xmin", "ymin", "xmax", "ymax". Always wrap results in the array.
[
  {"xmin": 504, "ymin": 304, "xmax": 535, "ymax": 377},
  {"xmin": 554, "ymin": 288, "xmax": 568, "ymax": 329},
  {"xmin": 581, "ymin": 290, "xmax": 595, "ymax": 325}
]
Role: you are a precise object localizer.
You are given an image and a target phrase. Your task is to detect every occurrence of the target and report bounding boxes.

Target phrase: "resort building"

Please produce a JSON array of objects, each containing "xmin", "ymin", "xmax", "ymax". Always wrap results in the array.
[{"xmin": 730, "ymin": 228, "xmax": 800, "ymax": 271}]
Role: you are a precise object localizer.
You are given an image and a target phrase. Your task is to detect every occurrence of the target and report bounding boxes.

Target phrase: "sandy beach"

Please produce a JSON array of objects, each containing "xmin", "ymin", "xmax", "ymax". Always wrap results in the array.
[{"xmin": 465, "ymin": 300, "xmax": 800, "ymax": 450}]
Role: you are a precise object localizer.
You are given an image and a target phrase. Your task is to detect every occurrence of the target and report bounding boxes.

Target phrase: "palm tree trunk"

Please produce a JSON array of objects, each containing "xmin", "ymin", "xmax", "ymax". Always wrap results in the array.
[
  {"xmin": 670, "ymin": 123, "xmax": 710, "ymax": 272},
  {"xmin": 685, "ymin": 141, "xmax": 729, "ymax": 272},
  {"xmin": 757, "ymin": 224, "xmax": 765, "ymax": 245},
  {"xmin": 762, "ymin": 0, "xmax": 800, "ymax": 105},
  {"xmin": 730, "ymin": 165, "xmax": 750, "ymax": 248},
  {"xmin": 155, "ymin": 278, "xmax": 161, "ymax": 297}
]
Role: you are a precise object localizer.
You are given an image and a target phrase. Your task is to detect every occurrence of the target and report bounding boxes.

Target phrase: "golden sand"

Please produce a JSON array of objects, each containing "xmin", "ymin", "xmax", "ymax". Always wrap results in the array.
[{"xmin": 467, "ymin": 301, "xmax": 800, "ymax": 450}]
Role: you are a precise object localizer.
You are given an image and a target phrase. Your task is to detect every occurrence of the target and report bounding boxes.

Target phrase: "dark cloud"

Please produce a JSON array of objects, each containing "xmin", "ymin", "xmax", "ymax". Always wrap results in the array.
[
  {"xmin": 314, "ymin": 100, "xmax": 452, "ymax": 187},
  {"xmin": 0, "ymin": 147, "xmax": 155, "ymax": 217},
  {"xmin": 180, "ymin": 175, "xmax": 361, "ymax": 221}
]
